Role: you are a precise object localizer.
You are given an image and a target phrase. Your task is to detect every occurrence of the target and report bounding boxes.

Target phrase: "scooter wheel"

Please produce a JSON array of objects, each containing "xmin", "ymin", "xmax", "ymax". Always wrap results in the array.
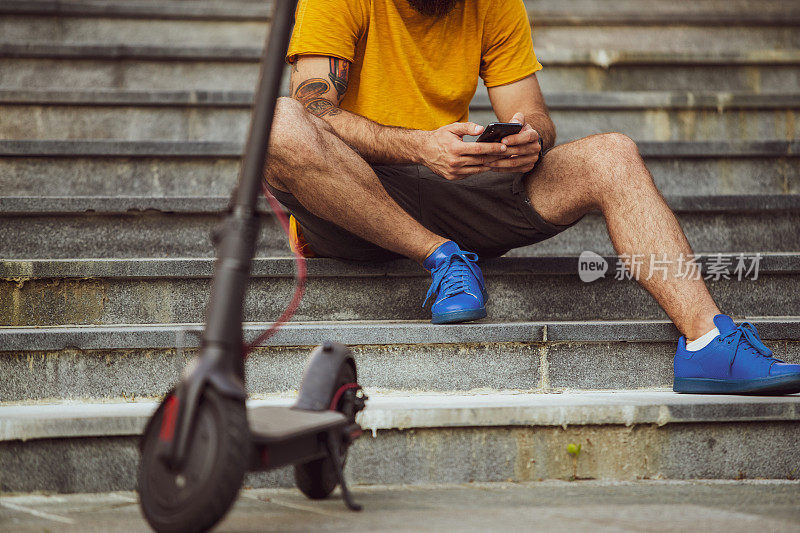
[
  {"xmin": 294, "ymin": 361, "xmax": 356, "ymax": 500},
  {"xmin": 137, "ymin": 388, "xmax": 249, "ymax": 533}
]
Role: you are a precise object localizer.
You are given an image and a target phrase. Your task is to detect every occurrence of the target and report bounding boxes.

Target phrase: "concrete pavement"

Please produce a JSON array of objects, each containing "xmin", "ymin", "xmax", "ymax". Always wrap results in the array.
[{"xmin": 1, "ymin": 480, "xmax": 799, "ymax": 532}]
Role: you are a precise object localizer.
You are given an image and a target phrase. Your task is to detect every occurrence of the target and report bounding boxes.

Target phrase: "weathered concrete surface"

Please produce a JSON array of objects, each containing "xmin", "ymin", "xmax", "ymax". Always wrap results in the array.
[
  {"xmin": 0, "ymin": 156, "xmax": 242, "ymax": 196},
  {"xmin": 2, "ymin": 88, "xmax": 800, "ymax": 141},
  {"xmin": 5, "ymin": 254, "xmax": 796, "ymax": 279},
  {"xmin": 3, "ymin": 318, "xmax": 798, "ymax": 349},
  {"xmin": 1, "ymin": 191, "xmax": 797, "ymax": 258},
  {"xmin": 1, "ymin": 266, "xmax": 796, "ymax": 325},
  {"xmin": 537, "ymin": 63, "xmax": 800, "ymax": 93},
  {"xmin": 3, "ymin": 52, "xmax": 800, "ymax": 92},
  {"xmin": 3, "ymin": 416, "xmax": 799, "ymax": 491},
  {"xmin": 7, "ymin": 192, "xmax": 795, "ymax": 214},
  {"xmin": 5, "ymin": 481, "xmax": 800, "ymax": 533},
  {"xmin": 0, "ymin": 320, "xmax": 546, "ymax": 351},
  {"xmin": 1, "ymin": 153, "xmax": 796, "ymax": 198},
  {"xmin": 2, "ymin": 209, "xmax": 797, "ymax": 258},
  {"xmin": 4, "ymin": 391, "xmax": 800, "ymax": 439},
  {"xmin": 2, "ymin": 0, "xmax": 798, "ymax": 20},
  {"xmin": 1, "ymin": 185, "xmax": 797, "ymax": 257},
  {"xmin": 2, "ymin": 11, "xmax": 799, "ymax": 51},
  {"xmin": 4, "ymin": 103, "xmax": 800, "ymax": 142},
  {"xmin": 0, "ymin": 15, "xmax": 268, "ymax": 47},
  {"xmin": 0, "ymin": 212, "xmax": 290, "ymax": 259},
  {"xmin": 0, "ymin": 342, "xmax": 543, "ymax": 401},
  {"xmin": 0, "ymin": 332, "xmax": 797, "ymax": 401},
  {"xmin": 2, "ymin": 391, "xmax": 799, "ymax": 491}
]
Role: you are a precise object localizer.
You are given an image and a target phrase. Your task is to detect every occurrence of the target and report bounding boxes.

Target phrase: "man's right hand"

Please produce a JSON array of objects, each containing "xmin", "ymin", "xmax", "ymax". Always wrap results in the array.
[{"xmin": 419, "ymin": 122, "xmax": 508, "ymax": 181}]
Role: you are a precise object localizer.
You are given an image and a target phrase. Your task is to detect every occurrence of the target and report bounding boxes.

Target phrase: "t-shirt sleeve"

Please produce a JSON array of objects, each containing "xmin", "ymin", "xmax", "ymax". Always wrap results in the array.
[
  {"xmin": 479, "ymin": 0, "xmax": 542, "ymax": 88},
  {"xmin": 286, "ymin": 0, "xmax": 366, "ymax": 64}
]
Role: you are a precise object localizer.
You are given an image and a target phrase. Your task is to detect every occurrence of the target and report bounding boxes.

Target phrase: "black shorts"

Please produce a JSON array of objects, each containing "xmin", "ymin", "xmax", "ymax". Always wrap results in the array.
[{"xmin": 265, "ymin": 165, "xmax": 577, "ymax": 261}]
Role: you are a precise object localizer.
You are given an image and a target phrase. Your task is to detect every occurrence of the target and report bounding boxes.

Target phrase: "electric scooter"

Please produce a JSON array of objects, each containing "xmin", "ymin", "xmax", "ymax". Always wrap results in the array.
[{"xmin": 136, "ymin": 1, "xmax": 367, "ymax": 531}]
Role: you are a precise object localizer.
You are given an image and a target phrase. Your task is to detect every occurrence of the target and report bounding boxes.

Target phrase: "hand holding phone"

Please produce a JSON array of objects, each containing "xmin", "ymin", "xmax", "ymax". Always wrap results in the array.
[
  {"xmin": 481, "ymin": 116, "xmax": 544, "ymax": 174},
  {"xmin": 475, "ymin": 122, "xmax": 524, "ymax": 143}
]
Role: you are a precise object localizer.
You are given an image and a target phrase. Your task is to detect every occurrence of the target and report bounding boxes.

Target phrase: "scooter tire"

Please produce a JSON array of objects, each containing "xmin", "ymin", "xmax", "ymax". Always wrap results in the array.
[
  {"xmin": 138, "ymin": 388, "xmax": 249, "ymax": 533},
  {"xmin": 294, "ymin": 361, "xmax": 356, "ymax": 500}
]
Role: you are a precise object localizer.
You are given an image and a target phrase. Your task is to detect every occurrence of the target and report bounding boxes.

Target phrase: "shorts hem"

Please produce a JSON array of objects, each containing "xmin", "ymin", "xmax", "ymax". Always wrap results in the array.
[{"xmin": 512, "ymin": 174, "xmax": 583, "ymax": 236}]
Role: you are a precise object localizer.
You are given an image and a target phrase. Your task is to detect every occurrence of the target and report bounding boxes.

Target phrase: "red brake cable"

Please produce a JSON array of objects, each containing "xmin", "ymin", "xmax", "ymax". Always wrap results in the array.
[{"xmin": 242, "ymin": 182, "xmax": 307, "ymax": 357}]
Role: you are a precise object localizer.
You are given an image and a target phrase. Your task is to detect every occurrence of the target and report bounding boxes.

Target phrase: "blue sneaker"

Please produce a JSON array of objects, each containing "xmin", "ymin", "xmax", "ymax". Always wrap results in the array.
[
  {"xmin": 674, "ymin": 314, "xmax": 800, "ymax": 394},
  {"xmin": 423, "ymin": 241, "xmax": 487, "ymax": 324}
]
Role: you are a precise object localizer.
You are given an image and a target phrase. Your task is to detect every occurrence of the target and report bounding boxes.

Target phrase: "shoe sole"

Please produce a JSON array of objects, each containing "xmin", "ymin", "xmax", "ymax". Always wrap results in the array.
[
  {"xmin": 673, "ymin": 374, "xmax": 800, "ymax": 395},
  {"xmin": 431, "ymin": 308, "xmax": 487, "ymax": 325}
]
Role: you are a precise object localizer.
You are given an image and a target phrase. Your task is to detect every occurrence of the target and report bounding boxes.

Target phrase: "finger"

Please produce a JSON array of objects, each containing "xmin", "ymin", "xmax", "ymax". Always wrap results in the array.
[
  {"xmin": 487, "ymin": 154, "xmax": 539, "ymax": 169},
  {"xmin": 487, "ymin": 152, "xmax": 538, "ymax": 167},
  {"xmin": 457, "ymin": 141, "xmax": 508, "ymax": 155},
  {"xmin": 444, "ymin": 121, "xmax": 484, "ymax": 137},
  {"xmin": 510, "ymin": 112, "xmax": 525, "ymax": 124},
  {"xmin": 502, "ymin": 142, "xmax": 541, "ymax": 157},
  {"xmin": 502, "ymin": 126, "xmax": 538, "ymax": 146},
  {"xmin": 455, "ymin": 154, "xmax": 507, "ymax": 167},
  {"xmin": 454, "ymin": 165, "xmax": 494, "ymax": 176}
]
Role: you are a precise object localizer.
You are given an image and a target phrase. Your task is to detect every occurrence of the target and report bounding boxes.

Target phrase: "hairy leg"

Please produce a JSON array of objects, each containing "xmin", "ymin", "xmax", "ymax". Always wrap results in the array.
[
  {"xmin": 524, "ymin": 133, "xmax": 721, "ymax": 340},
  {"xmin": 264, "ymin": 98, "xmax": 446, "ymax": 263}
]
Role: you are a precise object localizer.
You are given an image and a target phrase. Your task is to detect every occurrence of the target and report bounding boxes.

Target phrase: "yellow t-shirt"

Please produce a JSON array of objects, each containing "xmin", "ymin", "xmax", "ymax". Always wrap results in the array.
[{"xmin": 287, "ymin": 0, "xmax": 541, "ymax": 131}]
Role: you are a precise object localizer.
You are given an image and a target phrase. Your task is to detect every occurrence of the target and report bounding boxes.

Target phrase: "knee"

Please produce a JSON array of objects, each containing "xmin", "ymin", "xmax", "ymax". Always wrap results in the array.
[
  {"xmin": 597, "ymin": 132, "xmax": 638, "ymax": 154},
  {"xmin": 584, "ymin": 132, "xmax": 652, "ymax": 193},
  {"xmin": 269, "ymin": 97, "xmax": 331, "ymax": 155},
  {"xmin": 590, "ymin": 132, "xmax": 641, "ymax": 168}
]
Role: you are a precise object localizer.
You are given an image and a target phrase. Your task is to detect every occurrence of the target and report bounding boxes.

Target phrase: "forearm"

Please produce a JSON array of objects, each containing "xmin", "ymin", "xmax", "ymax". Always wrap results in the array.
[
  {"xmin": 487, "ymin": 74, "xmax": 557, "ymax": 152},
  {"xmin": 319, "ymin": 107, "xmax": 427, "ymax": 165}
]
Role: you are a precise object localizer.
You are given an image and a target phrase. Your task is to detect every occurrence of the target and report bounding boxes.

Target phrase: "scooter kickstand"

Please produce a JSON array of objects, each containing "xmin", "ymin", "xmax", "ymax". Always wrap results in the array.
[{"xmin": 325, "ymin": 432, "xmax": 362, "ymax": 511}]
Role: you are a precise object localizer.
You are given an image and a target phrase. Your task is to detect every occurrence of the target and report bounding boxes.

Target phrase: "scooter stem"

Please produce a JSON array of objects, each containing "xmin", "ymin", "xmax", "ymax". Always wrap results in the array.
[{"xmin": 166, "ymin": 0, "xmax": 299, "ymax": 466}]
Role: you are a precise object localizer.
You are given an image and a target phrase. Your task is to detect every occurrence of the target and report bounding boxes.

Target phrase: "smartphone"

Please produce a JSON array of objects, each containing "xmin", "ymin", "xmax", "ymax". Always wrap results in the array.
[{"xmin": 475, "ymin": 122, "xmax": 523, "ymax": 143}]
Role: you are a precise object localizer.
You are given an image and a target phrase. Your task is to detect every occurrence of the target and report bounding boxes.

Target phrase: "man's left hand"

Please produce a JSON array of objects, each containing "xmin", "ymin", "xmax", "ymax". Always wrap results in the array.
[{"xmin": 486, "ymin": 112, "xmax": 542, "ymax": 173}]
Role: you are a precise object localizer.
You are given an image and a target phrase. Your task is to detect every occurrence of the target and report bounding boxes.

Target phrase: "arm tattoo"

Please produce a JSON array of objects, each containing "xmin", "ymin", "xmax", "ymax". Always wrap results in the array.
[
  {"xmin": 328, "ymin": 57, "xmax": 349, "ymax": 100},
  {"xmin": 294, "ymin": 78, "xmax": 342, "ymax": 117}
]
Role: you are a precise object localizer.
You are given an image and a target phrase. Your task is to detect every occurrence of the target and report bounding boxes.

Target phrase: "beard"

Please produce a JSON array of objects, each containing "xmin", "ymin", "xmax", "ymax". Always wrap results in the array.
[{"xmin": 406, "ymin": 0, "xmax": 460, "ymax": 17}]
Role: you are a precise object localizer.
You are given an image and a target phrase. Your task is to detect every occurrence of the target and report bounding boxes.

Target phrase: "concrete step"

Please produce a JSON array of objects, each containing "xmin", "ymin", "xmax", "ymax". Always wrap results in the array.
[
  {"xmin": 3, "ymin": 90, "xmax": 800, "ymax": 142},
  {"xmin": 0, "ymin": 194, "xmax": 797, "ymax": 259},
  {"xmin": 3, "ymin": 0, "xmax": 797, "ymax": 23},
  {"xmin": 1, "ymin": 319, "xmax": 798, "ymax": 401},
  {"xmin": 0, "ymin": 1, "xmax": 797, "ymax": 51},
  {"xmin": 1, "ymin": 139, "xmax": 797, "ymax": 198},
  {"xmin": 2, "ymin": 391, "xmax": 799, "ymax": 492},
  {"xmin": 2, "ymin": 44, "xmax": 799, "ymax": 92},
  {"xmin": 1, "ymin": 254, "xmax": 797, "ymax": 326},
  {"xmin": 0, "ymin": 196, "xmax": 286, "ymax": 260},
  {"xmin": 1, "ymin": 17, "xmax": 796, "ymax": 53}
]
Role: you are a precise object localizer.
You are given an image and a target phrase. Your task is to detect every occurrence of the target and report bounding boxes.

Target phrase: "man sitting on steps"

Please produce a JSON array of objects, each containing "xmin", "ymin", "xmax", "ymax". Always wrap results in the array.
[{"xmin": 263, "ymin": 0, "xmax": 800, "ymax": 395}]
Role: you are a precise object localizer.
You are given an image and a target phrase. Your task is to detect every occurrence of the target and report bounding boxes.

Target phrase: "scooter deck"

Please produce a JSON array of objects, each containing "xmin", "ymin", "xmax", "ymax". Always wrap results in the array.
[{"xmin": 248, "ymin": 406, "xmax": 347, "ymax": 443}]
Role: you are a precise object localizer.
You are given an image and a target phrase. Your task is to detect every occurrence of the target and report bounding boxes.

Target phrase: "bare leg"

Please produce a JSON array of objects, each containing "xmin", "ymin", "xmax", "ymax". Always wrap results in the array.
[
  {"xmin": 525, "ymin": 133, "xmax": 721, "ymax": 341},
  {"xmin": 264, "ymin": 98, "xmax": 446, "ymax": 263}
]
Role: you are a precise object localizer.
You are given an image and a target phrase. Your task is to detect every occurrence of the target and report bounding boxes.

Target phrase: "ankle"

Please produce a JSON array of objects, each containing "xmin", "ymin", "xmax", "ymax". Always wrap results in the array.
[
  {"xmin": 419, "ymin": 238, "xmax": 449, "ymax": 266},
  {"xmin": 685, "ymin": 313, "xmax": 718, "ymax": 343}
]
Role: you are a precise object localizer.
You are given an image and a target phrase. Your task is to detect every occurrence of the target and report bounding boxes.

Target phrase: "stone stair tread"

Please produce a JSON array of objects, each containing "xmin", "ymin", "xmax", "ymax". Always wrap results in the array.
[
  {"xmin": 1, "ymin": 0, "xmax": 798, "ymax": 24},
  {"xmin": 1, "ymin": 318, "xmax": 798, "ymax": 352},
  {"xmin": 2, "ymin": 390, "xmax": 799, "ymax": 442},
  {"xmin": 2, "ymin": 253, "xmax": 797, "ymax": 279},
  {"xmin": 3, "ymin": 42, "xmax": 800, "ymax": 65},
  {"xmin": 3, "ymin": 139, "xmax": 798, "ymax": 158},
  {"xmin": 1, "ymin": 194, "xmax": 797, "ymax": 215},
  {"xmin": 3, "ymin": 88, "xmax": 800, "ymax": 110}
]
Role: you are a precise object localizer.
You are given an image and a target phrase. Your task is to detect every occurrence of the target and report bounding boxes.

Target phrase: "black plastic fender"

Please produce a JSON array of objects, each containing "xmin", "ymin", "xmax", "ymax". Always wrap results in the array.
[{"xmin": 294, "ymin": 342, "xmax": 357, "ymax": 411}]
